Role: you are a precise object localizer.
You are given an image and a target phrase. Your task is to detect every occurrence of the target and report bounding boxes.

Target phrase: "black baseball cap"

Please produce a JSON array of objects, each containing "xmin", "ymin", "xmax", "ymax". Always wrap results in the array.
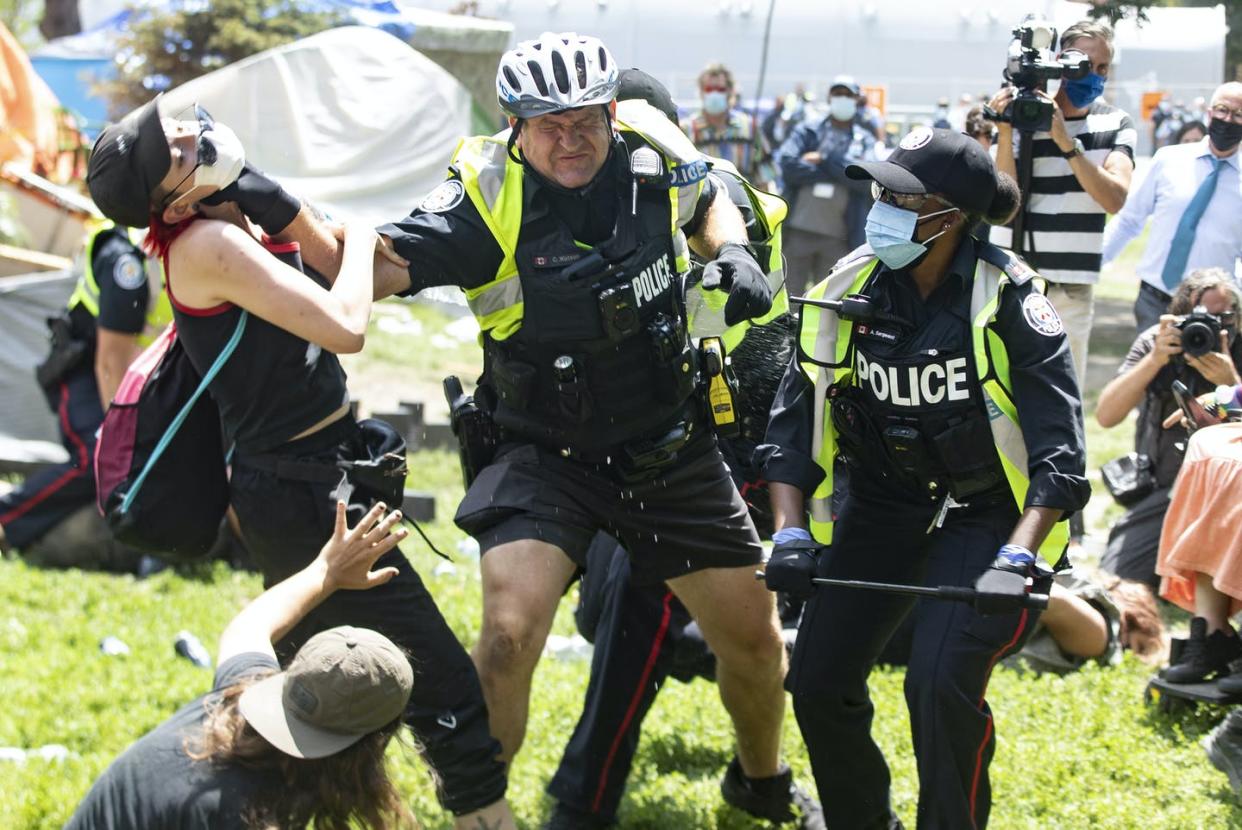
[
  {"xmin": 846, "ymin": 126, "xmax": 997, "ymax": 214},
  {"xmin": 86, "ymin": 97, "xmax": 172, "ymax": 228},
  {"xmin": 617, "ymin": 68, "xmax": 679, "ymax": 124}
]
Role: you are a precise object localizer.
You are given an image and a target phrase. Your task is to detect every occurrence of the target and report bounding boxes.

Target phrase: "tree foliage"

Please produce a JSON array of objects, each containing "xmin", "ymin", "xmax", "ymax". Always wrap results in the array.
[{"xmin": 97, "ymin": 0, "xmax": 345, "ymax": 116}]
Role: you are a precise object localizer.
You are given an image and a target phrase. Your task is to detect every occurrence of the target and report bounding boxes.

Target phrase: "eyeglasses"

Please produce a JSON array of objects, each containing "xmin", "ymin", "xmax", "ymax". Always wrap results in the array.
[
  {"xmin": 701, "ymin": 85, "xmax": 731, "ymax": 94},
  {"xmin": 871, "ymin": 182, "xmax": 951, "ymax": 211},
  {"xmin": 1211, "ymin": 103, "xmax": 1242, "ymax": 124}
]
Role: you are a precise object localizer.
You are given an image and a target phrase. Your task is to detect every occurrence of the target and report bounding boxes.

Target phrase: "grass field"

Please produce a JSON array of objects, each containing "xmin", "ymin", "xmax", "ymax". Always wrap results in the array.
[{"xmin": 3, "ymin": 229, "xmax": 1241, "ymax": 829}]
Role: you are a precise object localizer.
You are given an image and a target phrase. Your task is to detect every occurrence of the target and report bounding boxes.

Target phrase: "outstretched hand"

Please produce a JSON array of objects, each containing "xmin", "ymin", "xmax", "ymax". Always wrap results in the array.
[{"xmin": 316, "ymin": 501, "xmax": 407, "ymax": 591}]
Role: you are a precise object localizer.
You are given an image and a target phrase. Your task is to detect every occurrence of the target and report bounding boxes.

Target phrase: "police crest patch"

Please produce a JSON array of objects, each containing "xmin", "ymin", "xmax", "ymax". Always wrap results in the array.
[
  {"xmin": 419, "ymin": 180, "xmax": 465, "ymax": 213},
  {"xmin": 1021, "ymin": 293, "xmax": 1064, "ymax": 337},
  {"xmin": 899, "ymin": 127, "xmax": 934, "ymax": 151},
  {"xmin": 112, "ymin": 254, "xmax": 146, "ymax": 291}
]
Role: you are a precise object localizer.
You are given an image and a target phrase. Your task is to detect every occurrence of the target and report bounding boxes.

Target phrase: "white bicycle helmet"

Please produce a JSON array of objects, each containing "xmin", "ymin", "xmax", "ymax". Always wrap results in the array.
[{"xmin": 496, "ymin": 32, "xmax": 619, "ymax": 119}]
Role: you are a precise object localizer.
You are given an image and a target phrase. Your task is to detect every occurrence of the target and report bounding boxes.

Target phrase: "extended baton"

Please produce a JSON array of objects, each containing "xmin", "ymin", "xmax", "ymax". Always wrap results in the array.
[{"xmin": 754, "ymin": 571, "xmax": 1049, "ymax": 611}]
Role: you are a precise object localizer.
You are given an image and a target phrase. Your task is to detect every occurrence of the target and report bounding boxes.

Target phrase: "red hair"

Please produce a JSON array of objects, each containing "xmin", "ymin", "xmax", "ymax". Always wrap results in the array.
[{"xmin": 144, "ymin": 213, "xmax": 197, "ymax": 260}]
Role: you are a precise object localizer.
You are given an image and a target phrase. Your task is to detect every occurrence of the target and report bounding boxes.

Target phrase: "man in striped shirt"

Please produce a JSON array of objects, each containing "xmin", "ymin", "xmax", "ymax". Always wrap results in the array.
[{"xmin": 989, "ymin": 19, "xmax": 1137, "ymax": 388}]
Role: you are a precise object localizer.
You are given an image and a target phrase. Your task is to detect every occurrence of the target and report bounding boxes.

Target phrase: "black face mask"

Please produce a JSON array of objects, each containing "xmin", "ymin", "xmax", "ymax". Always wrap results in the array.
[{"xmin": 1209, "ymin": 117, "xmax": 1242, "ymax": 153}]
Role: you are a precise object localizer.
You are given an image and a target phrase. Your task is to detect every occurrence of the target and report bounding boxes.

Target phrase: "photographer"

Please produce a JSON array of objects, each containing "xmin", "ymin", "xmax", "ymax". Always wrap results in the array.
[
  {"xmin": 1096, "ymin": 268, "xmax": 1242, "ymax": 593},
  {"xmin": 989, "ymin": 19, "xmax": 1137, "ymax": 388}
]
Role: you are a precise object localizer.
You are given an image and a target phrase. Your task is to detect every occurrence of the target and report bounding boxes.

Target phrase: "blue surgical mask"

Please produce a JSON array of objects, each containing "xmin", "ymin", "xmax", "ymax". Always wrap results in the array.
[
  {"xmin": 864, "ymin": 200, "xmax": 958, "ymax": 269},
  {"xmin": 1062, "ymin": 72, "xmax": 1106, "ymax": 109},
  {"xmin": 828, "ymin": 95, "xmax": 858, "ymax": 122},
  {"xmin": 703, "ymin": 91, "xmax": 730, "ymax": 116}
]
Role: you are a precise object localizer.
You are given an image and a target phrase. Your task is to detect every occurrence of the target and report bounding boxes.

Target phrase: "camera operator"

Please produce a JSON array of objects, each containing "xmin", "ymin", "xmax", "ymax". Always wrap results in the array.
[
  {"xmin": 989, "ymin": 19, "xmax": 1137, "ymax": 388},
  {"xmin": 1096, "ymin": 268, "xmax": 1242, "ymax": 592}
]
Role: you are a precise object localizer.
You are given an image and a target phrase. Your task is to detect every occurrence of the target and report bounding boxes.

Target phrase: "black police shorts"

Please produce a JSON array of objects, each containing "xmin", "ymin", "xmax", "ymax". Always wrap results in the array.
[{"xmin": 454, "ymin": 431, "xmax": 763, "ymax": 584}]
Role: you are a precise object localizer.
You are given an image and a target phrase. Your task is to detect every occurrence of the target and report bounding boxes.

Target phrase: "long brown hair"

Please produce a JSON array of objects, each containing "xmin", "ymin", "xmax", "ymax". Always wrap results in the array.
[{"xmin": 184, "ymin": 673, "xmax": 416, "ymax": 830}]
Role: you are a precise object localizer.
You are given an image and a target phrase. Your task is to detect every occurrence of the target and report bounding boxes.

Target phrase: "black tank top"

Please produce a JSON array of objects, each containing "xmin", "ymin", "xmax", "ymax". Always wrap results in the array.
[{"xmin": 164, "ymin": 232, "xmax": 349, "ymax": 454}]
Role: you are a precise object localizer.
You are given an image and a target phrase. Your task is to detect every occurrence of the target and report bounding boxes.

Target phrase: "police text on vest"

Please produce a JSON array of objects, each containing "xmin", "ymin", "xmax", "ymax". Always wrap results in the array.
[
  {"xmin": 856, "ymin": 353, "xmax": 970, "ymax": 407},
  {"xmin": 631, "ymin": 256, "xmax": 673, "ymax": 308}
]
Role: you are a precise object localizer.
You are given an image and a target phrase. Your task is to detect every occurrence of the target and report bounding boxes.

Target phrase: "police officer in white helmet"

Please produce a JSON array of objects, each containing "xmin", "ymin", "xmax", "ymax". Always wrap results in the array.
[
  {"xmin": 368, "ymin": 32, "xmax": 813, "ymax": 825},
  {"xmin": 760, "ymin": 127, "xmax": 1089, "ymax": 829}
]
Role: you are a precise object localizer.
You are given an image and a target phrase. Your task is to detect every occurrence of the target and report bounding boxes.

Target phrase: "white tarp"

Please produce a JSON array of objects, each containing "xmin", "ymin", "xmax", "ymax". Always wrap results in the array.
[
  {"xmin": 157, "ymin": 25, "xmax": 476, "ymax": 227},
  {"xmin": 0, "ymin": 269, "xmax": 75, "ymax": 450}
]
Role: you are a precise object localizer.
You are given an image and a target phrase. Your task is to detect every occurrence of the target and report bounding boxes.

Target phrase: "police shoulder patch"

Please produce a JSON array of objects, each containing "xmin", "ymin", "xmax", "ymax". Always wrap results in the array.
[
  {"xmin": 112, "ymin": 254, "xmax": 146, "ymax": 291},
  {"xmin": 1021, "ymin": 292, "xmax": 1064, "ymax": 337},
  {"xmin": 419, "ymin": 179, "xmax": 465, "ymax": 214}
]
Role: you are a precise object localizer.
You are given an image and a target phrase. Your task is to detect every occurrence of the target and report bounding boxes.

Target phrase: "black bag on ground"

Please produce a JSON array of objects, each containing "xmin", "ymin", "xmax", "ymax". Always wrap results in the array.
[{"xmin": 1101, "ymin": 452, "xmax": 1156, "ymax": 507}]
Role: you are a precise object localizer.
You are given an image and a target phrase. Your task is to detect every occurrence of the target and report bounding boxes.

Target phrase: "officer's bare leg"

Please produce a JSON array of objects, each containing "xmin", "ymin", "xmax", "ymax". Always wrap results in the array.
[
  {"xmin": 473, "ymin": 538, "xmax": 578, "ymax": 762},
  {"xmin": 668, "ymin": 564, "xmax": 786, "ymax": 777}
]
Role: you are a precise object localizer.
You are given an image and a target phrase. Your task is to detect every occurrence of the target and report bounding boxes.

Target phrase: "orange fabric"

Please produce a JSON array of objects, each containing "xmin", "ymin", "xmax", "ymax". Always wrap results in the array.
[
  {"xmin": 1158, "ymin": 422, "xmax": 1242, "ymax": 614},
  {"xmin": 0, "ymin": 20, "xmax": 63, "ymax": 178}
]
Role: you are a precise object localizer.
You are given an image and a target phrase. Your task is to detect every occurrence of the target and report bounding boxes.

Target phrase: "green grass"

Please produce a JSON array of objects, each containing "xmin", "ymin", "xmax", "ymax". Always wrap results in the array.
[{"xmin": 3, "ymin": 234, "xmax": 1241, "ymax": 828}]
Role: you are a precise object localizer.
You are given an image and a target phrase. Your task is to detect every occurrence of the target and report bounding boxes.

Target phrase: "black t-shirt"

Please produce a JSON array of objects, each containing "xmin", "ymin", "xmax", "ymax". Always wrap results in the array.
[{"xmin": 65, "ymin": 652, "xmax": 281, "ymax": 830}]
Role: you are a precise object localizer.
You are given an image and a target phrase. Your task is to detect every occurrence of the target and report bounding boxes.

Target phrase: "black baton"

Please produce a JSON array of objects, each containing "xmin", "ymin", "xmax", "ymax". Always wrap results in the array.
[{"xmin": 755, "ymin": 571, "xmax": 1049, "ymax": 611}]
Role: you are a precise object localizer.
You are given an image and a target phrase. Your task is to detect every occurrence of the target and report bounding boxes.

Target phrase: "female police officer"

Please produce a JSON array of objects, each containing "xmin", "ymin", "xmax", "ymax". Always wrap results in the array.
[{"xmin": 760, "ymin": 127, "xmax": 1089, "ymax": 829}]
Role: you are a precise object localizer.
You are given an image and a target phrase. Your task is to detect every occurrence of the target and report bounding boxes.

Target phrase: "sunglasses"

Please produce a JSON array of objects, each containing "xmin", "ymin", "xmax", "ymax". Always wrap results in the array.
[
  {"xmin": 162, "ymin": 104, "xmax": 219, "ymax": 207},
  {"xmin": 870, "ymin": 182, "xmax": 951, "ymax": 211}
]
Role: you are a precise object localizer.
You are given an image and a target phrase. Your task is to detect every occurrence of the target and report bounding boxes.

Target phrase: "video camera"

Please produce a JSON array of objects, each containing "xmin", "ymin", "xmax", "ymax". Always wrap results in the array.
[
  {"xmin": 1174, "ymin": 306, "xmax": 1225, "ymax": 358},
  {"xmin": 989, "ymin": 14, "xmax": 1091, "ymax": 132}
]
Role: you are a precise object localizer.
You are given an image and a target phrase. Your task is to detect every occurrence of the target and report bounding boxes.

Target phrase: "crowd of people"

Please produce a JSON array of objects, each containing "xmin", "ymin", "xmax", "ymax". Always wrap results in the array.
[{"xmin": 2, "ymin": 16, "xmax": 1242, "ymax": 830}]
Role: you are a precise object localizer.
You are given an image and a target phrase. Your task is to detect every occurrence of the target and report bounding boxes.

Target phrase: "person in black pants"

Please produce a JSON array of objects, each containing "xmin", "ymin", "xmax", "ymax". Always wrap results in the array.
[
  {"xmin": 85, "ymin": 98, "xmax": 515, "ymax": 829},
  {"xmin": 762, "ymin": 128, "xmax": 1089, "ymax": 829},
  {"xmin": 544, "ymin": 315, "xmax": 818, "ymax": 829},
  {"xmin": 0, "ymin": 225, "xmax": 165, "ymax": 569}
]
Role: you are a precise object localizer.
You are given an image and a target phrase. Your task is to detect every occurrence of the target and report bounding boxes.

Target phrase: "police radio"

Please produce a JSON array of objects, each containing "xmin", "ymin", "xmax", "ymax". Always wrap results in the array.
[{"xmin": 630, "ymin": 146, "xmax": 665, "ymax": 214}]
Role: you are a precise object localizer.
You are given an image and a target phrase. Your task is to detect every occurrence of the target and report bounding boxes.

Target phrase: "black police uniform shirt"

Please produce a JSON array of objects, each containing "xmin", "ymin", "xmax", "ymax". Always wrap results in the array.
[
  {"xmin": 762, "ymin": 237, "xmax": 1090, "ymax": 515},
  {"xmin": 377, "ymin": 135, "xmax": 716, "ymax": 299},
  {"xmin": 68, "ymin": 232, "xmax": 151, "ymax": 347},
  {"xmin": 64, "ymin": 652, "xmax": 281, "ymax": 830}
]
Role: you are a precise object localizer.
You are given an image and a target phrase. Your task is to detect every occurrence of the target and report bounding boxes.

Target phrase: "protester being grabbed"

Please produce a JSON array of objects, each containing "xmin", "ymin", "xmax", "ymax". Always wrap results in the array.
[
  {"xmin": 84, "ymin": 98, "xmax": 515, "ymax": 830},
  {"xmin": 65, "ymin": 502, "xmax": 416, "ymax": 830},
  {"xmin": 1096, "ymin": 268, "xmax": 1242, "ymax": 594}
]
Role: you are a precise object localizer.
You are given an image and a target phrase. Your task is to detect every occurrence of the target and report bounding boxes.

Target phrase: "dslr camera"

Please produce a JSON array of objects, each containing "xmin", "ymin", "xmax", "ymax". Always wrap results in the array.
[
  {"xmin": 1174, "ymin": 306, "xmax": 1225, "ymax": 358},
  {"xmin": 988, "ymin": 14, "xmax": 1091, "ymax": 132}
]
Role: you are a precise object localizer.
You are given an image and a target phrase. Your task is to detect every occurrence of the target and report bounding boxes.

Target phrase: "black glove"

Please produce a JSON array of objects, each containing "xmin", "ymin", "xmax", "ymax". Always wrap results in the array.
[
  {"xmin": 764, "ymin": 534, "xmax": 822, "ymax": 601},
  {"xmin": 199, "ymin": 161, "xmax": 301, "ymax": 236},
  {"xmin": 701, "ymin": 241, "xmax": 773, "ymax": 327},
  {"xmin": 973, "ymin": 544, "xmax": 1035, "ymax": 615}
]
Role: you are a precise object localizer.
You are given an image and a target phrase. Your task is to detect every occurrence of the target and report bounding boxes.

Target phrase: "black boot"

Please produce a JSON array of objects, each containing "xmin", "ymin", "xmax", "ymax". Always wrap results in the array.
[
  {"xmin": 1164, "ymin": 617, "xmax": 1242, "ymax": 683},
  {"xmin": 720, "ymin": 756, "xmax": 825, "ymax": 829}
]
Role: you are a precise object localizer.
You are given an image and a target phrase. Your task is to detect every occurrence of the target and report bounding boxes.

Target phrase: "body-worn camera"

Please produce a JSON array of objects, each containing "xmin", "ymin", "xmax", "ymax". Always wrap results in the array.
[
  {"xmin": 1175, "ymin": 306, "xmax": 1224, "ymax": 358},
  {"xmin": 987, "ymin": 14, "xmax": 1091, "ymax": 132},
  {"xmin": 598, "ymin": 284, "xmax": 641, "ymax": 342}
]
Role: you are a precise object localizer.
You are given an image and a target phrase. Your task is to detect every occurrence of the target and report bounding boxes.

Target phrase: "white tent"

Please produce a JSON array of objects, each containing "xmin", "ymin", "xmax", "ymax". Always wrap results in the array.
[{"xmin": 158, "ymin": 25, "xmax": 478, "ymax": 227}]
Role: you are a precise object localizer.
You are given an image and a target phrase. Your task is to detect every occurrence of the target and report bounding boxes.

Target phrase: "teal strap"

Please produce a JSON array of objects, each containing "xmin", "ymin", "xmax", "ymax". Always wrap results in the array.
[{"xmin": 119, "ymin": 312, "xmax": 249, "ymax": 514}]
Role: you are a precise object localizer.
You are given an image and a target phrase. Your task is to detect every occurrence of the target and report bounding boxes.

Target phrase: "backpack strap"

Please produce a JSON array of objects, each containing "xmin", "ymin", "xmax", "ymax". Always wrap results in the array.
[{"xmin": 119, "ymin": 311, "xmax": 249, "ymax": 514}]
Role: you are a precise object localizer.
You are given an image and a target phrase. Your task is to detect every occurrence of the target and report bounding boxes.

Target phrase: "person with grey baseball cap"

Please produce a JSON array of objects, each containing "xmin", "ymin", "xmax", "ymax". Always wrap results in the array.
[
  {"xmin": 65, "ymin": 502, "xmax": 417, "ymax": 829},
  {"xmin": 761, "ymin": 125, "xmax": 1089, "ymax": 827}
]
